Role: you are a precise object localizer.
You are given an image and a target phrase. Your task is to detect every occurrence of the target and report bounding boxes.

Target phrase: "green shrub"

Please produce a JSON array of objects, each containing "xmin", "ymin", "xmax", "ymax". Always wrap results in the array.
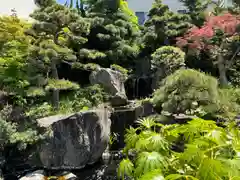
[
  {"xmin": 0, "ymin": 107, "xmax": 44, "ymax": 151},
  {"xmin": 45, "ymin": 79, "xmax": 80, "ymax": 91},
  {"xmin": 25, "ymin": 84, "xmax": 108, "ymax": 119},
  {"xmin": 152, "ymin": 69, "xmax": 239, "ymax": 120},
  {"xmin": 151, "ymin": 46, "xmax": 186, "ymax": 75}
]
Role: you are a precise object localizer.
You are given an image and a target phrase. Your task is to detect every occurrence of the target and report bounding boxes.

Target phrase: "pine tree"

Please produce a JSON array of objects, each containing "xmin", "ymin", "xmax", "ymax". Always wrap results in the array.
[
  {"xmin": 64, "ymin": 0, "xmax": 86, "ymax": 16},
  {"xmin": 179, "ymin": 0, "xmax": 212, "ymax": 27},
  {"xmin": 27, "ymin": 0, "xmax": 90, "ymax": 109},
  {"xmin": 78, "ymin": 0, "xmax": 140, "ymax": 68},
  {"xmin": 141, "ymin": 0, "xmax": 191, "ymax": 56}
]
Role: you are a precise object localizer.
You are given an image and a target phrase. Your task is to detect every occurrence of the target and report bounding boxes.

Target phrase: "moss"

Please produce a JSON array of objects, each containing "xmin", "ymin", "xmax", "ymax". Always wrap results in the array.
[{"xmin": 110, "ymin": 64, "xmax": 128, "ymax": 77}]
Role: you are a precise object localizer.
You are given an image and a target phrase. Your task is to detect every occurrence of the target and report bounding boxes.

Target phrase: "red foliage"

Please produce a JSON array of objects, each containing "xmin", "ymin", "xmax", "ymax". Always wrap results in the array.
[{"xmin": 176, "ymin": 13, "xmax": 240, "ymax": 50}]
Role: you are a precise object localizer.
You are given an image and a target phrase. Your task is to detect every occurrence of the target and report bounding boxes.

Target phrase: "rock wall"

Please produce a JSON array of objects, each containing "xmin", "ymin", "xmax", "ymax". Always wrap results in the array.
[{"xmin": 110, "ymin": 101, "xmax": 155, "ymax": 150}]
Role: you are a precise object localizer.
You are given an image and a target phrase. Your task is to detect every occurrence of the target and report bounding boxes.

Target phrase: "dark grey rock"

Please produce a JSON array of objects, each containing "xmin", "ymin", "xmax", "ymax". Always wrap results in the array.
[
  {"xmin": 110, "ymin": 92, "xmax": 128, "ymax": 107},
  {"xmin": 89, "ymin": 68, "xmax": 128, "ymax": 106},
  {"xmin": 110, "ymin": 100, "xmax": 155, "ymax": 150},
  {"xmin": 29, "ymin": 105, "xmax": 111, "ymax": 169}
]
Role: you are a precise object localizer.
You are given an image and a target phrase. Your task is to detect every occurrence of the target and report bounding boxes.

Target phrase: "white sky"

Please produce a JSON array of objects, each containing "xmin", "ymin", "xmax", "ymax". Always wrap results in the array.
[{"xmin": 0, "ymin": 0, "xmax": 37, "ymax": 19}]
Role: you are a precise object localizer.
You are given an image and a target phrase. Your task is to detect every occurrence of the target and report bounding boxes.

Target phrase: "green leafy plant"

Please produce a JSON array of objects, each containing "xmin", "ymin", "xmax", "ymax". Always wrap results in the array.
[
  {"xmin": 109, "ymin": 132, "xmax": 119, "ymax": 146},
  {"xmin": 118, "ymin": 117, "xmax": 240, "ymax": 180}
]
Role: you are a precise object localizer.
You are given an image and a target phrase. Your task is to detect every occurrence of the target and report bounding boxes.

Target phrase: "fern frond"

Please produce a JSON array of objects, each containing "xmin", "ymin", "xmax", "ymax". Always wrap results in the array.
[
  {"xmin": 146, "ymin": 132, "xmax": 169, "ymax": 153},
  {"xmin": 135, "ymin": 151, "xmax": 167, "ymax": 177},
  {"xmin": 220, "ymin": 158, "xmax": 240, "ymax": 177},
  {"xmin": 134, "ymin": 130, "xmax": 169, "ymax": 153},
  {"xmin": 228, "ymin": 125, "xmax": 240, "ymax": 152},
  {"xmin": 138, "ymin": 169, "xmax": 164, "ymax": 180},
  {"xmin": 196, "ymin": 158, "xmax": 227, "ymax": 180},
  {"xmin": 173, "ymin": 118, "xmax": 218, "ymax": 142},
  {"xmin": 124, "ymin": 127, "xmax": 139, "ymax": 152},
  {"xmin": 135, "ymin": 135, "xmax": 150, "ymax": 151},
  {"xmin": 205, "ymin": 129, "xmax": 227, "ymax": 145},
  {"xmin": 231, "ymin": 177, "xmax": 240, "ymax": 180},
  {"xmin": 165, "ymin": 174, "xmax": 199, "ymax": 180},
  {"xmin": 161, "ymin": 124, "xmax": 180, "ymax": 142},
  {"xmin": 136, "ymin": 117, "xmax": 156, "ymax": 130},
  {"xmin": 117, "ymin": 158, "xmax": 134, "ymax": 180},
  {"xmin": 178, "ymin": 144, "xmax": 204, "ymax": 167}
]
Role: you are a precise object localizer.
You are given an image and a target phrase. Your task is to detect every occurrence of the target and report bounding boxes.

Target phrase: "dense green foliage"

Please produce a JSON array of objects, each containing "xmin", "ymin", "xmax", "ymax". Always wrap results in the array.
[
  {"xmin": 0, "ymin": 16, "xmax": 31, "ymax": 105},
  {"xmin": 2, "ymin": 0, "xmax": 240, "ymax": 179},
  {"xmin": 179, "ymin": 0, "xmax": 211, "ymax": 26},
  {"xmin": 82, "ymin": 0, "xmax": 140, "ymax": 68},
  {"xmin": 28, "ymin": 0, "xmax": 91, "ymax": 109},
  {"xmin": 151, "ymin": 46, "xmax": 185, "ymax": 75},
  {"xmin": 152, "ymin": 69, "xmax": 240, "ymax": 120},
  {"xmin": 142, "ymin": 0, "xmax": 191, "ymax": 56},
  {"xmin": 118, "ymin": 117, "xmax": 240, "ymax": 180}
]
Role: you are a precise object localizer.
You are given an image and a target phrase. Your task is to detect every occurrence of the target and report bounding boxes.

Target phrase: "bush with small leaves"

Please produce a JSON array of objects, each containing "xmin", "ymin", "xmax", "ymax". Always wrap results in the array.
[
  {"xmin": 0, "ymin": 108, "xmax": 44, "ymax": 151},
  {"xmin": 151, "ymin": 46, "xmax": 186, "ymax": 76},
  {"xmin": 25, "ymin": 84, "xmax": 108, "ymax": 119},
  {"xmin": 152, "ymin": 69, "xmax": 239, "ymax": 120}
]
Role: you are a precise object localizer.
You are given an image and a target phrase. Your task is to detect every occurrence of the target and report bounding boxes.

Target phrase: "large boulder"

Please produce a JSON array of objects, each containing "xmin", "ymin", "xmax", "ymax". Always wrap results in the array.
[
  {"xmin": 29, "ymin": 105, "xmax": 111, "ymax": 169},
  {"xmin": 89, "ymin": 68, "xmax": 128, "ymax": 106}
]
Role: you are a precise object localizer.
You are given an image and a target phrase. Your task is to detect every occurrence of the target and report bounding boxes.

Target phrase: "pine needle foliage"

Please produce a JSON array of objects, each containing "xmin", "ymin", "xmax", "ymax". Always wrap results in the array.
[
  {"xmin": 118, "ymin": 117, "xmax": 240, "ymax": 180},
  {"xmin": 179, "ymin": 0, "xmax": 212, "ymax": 27},
  {"xmin": 152, "ymin": 69, "xmax": 240, "ymax": 121},
  {"xmin": 27, "ymin": 0, "xmax": 90, "ymax": 109},
  {"xmin": 81, "ymin": 0, "xmax": 140, "ymax": 68},
  {"xmin": 0, "ymin": 108, "xmax": 45, "ymax": 151},
  {"xmin": 142, "ymin": 0, "xmax": 191, "ymax": 56}
]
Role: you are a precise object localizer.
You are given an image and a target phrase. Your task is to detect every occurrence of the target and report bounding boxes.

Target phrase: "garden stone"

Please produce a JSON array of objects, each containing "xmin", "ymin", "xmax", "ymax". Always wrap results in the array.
[
  {"xmin": 110, "ymin": 92, "xmax": 128, "ymax": 107},
  {"xmin": 89, "ymin": 68, "xmax": 128, "ymax": 106},
  {"xmin": 29, "ymin": 105, "xmax": 111, "ymax": 169},
  {"xmin": 19, "ymin": 170, "xmax": 45, "ymax": 180}
]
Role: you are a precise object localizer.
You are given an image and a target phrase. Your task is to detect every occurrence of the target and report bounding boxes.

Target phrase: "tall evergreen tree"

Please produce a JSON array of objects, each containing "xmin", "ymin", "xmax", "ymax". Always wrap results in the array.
[
  {"xmin": 78, "ymin": 0, "xmax": 140, "ymax": 68},
  {"xmin": 141, "ymin": 0, "xmax": 191, "ymax": 56},
  {"xmin": 179, "ymin": 0, "xmax": 211, "ymax": 27},
  {"xmin": 27, "ymin": 0, "xmax": 90, "ymax": 109}
]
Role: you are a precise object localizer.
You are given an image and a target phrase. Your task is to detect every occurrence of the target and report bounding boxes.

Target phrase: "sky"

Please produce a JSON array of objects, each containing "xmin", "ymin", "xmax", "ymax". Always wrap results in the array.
[
  {"xmin": 0, "ymin": 0, "xmax": 66, "ymax": 19},
  {"xmin": 0, "ymin": 0, "xmax": 37, "ymax": 19}
]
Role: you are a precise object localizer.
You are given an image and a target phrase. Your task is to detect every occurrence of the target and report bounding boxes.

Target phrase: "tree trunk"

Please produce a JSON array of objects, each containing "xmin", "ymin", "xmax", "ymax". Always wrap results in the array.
[
  {"xmin": 51, "ymin": 59, "xmax": 59, "ymax": 110},
  {"xmin": 80, "ymin": 0, "xmax": 85, "ymax": 17},
  {"xmin": 217, "ymin": 53, "xmax": 228, "ymax": 87}
]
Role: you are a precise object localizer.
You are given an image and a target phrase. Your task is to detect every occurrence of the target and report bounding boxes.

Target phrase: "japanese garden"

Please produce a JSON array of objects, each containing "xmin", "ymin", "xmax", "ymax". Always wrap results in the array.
[{"xmin": 1, "ymin": 0, "xmax": 240, "ymax": 179}]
